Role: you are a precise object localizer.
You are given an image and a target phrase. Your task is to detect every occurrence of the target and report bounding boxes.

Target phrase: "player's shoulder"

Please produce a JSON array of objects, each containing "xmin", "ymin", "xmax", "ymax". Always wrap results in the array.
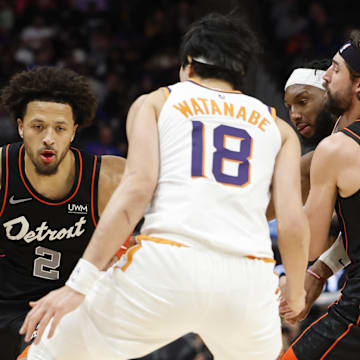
[
  {"xmin": 100, "ymin": 155, "xmax": 126, "ymax": 181},
  {"xmin": 315, "ymin": 132, "xmax": 355, "ymax": 163},
  {"xmin": 128, "ymin": 94, "xmax": 149, "ymax": 114}
]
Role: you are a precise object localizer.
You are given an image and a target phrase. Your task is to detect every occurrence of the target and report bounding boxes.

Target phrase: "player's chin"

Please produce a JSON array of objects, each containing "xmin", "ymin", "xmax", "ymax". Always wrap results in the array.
[{"xmin": 36, "ymin": 163, "xmax": 59, "ymax": 175}]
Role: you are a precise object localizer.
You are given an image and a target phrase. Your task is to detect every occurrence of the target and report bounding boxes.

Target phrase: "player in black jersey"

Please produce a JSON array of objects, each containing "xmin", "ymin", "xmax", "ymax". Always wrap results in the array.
[
  {"xmin": 0, "ymin": 66, "xmax": 126, "ymax": 360},
  {"xmin": 281, "ymin": 30, "xmax": 360, "ymax": 359}
]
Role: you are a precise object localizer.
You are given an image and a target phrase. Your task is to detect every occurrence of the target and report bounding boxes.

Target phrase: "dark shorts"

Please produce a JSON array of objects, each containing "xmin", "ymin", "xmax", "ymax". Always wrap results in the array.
[
  {"xmin": 282, "ymin": 295, "xmax": 360, "ymax": 360},
  {"xmin": 0, "ymin": 313, "xmax": 29, "ymax": 360}
]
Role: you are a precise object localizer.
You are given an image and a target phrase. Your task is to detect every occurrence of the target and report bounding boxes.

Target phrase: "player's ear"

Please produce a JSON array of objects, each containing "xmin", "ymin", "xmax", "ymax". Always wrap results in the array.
[
  {"xmin": 355, "ymin": 77, "xmax": 360, "ymax": 101},
  {"xmin": 71, "ymin": 124, "xmax": 78, "ymax": 142},
  {"xmin": 186, "ymin": 56, "xmax": 195, "ymax": 77},
  {"xmin": 17, "ymin": 118, "xmax": 24, "ymax": 139}
]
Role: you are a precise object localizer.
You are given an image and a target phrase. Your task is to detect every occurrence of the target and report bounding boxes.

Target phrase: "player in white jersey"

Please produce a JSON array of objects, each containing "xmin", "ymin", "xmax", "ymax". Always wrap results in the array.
[{"xmin": 23, "ymin": 12, "xmax": 309, "ymax": 360}]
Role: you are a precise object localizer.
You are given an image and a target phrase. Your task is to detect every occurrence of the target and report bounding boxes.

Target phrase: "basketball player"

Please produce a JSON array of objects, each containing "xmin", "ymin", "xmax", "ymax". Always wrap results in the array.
[
  {"xmin": 281, "ymin": 30, "xmax": 360, "ymax": 359},
  {"xmin": 277, "ymin": 61, "xmax": 350, "ymax": 324},
  {"xmin": 24, "ymin": 13, "xmax": 309, "ymax": 360},
  {"xmin": 0, "ymin": 66, "xmax": 127, "ymax": 360}
]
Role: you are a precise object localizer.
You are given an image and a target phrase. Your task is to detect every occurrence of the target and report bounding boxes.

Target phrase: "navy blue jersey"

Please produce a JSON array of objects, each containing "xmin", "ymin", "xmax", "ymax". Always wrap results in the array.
[{"xmin": 0, "ymin": 142, "xmax": 101, "ymax": 323}]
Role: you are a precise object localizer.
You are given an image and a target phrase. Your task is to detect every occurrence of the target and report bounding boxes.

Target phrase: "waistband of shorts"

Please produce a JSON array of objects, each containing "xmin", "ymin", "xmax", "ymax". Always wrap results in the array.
[{"xmin": 245, "ymin": 255, "xmax": 276, "ymax": 264}]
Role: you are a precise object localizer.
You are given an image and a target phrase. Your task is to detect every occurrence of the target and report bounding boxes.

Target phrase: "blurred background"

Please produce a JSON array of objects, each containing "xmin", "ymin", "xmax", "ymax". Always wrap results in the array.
[{"xmin": 0, "ymin": 0, "xmax": 356, "ymax": 358}]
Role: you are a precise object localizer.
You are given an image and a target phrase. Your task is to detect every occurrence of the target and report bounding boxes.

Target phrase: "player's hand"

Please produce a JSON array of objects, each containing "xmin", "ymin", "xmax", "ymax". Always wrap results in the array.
[
  {"xmin": 19, "ymin": 285, "xmax": 85, "ymax": 345},
  {"xmin": 279, "ymin": 280, "xmax": 306, "ymax": 323}
]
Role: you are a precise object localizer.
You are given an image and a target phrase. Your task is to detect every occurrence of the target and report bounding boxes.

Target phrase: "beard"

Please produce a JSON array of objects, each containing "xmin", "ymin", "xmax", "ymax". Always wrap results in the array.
[
  {"xmin": 24, "ymin": 141, "xmax": 69, "ymax": 176},
  {"xmin": 324, "ymin": 85, "xmax": 352, "ymax": 118},
  {"xmin": 301, "ymin": 107, "xmax": 336, "ymax": 149}
]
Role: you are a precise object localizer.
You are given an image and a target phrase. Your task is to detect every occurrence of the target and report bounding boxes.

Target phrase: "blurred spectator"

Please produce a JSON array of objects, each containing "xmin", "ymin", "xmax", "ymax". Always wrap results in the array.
[
  {"xmin": 0, "ymin": 0, "xmax": 14, "ymax": 32},
  {"xmin": 85, "ymin": 123, "xmax": 122, "ymax": 156},
  {"xmin": 20, "ymin": 14, "xmax": 55, "ymax": 50}
]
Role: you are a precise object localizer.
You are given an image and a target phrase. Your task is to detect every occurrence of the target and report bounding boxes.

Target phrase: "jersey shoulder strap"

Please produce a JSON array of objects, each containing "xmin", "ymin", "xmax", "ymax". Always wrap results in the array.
[
  {"xmin": 341, "ymin": 121, "xmax": 360, "ymax": 145},
  {"xmin": 76, "ymin": 148, "xmax": 102, "ymax": 226}
]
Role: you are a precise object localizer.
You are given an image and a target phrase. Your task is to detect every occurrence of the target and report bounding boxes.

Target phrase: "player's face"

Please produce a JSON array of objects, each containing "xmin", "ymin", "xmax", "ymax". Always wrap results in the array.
[
  {"xmin": 18, "ymin": 101, "xmax": 78, "ymax": 175},
  {"xmin": 323, "ymin": 54, "xmax": 353, "ymax": 117},
  {"xmin": 284, "ymin": 84, "xmax": 325, "ymax": 138}
]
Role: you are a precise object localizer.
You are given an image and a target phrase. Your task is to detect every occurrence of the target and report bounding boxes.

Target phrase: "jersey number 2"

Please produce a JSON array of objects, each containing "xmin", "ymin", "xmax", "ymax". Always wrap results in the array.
[
  {"xmin": 33, "ymin": 246, "xmax": 61, "ymax": 280},
  {"xmin": 191, "ymin": 121, "xmax": 253, "ymax": 186}
]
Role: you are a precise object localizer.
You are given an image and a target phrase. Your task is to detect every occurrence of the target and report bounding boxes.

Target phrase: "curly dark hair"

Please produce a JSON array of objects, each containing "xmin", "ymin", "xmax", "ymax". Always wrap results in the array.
[
  {"xmin": 0, "ymin": 66, "xmax": 97, "ymax": 128},
  {"xmin": 179, "ymin": 12, "xmax": 261, "ymax": 90}
]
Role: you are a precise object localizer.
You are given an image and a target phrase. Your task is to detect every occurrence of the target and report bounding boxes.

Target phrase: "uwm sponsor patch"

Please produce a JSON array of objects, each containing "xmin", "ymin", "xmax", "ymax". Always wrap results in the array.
[
  {"xmin": 68, "ymin": 203, "xmax": 88, "ymax": 214},
  {"xmin": 3, "ymin": 216, "xmax": 87, "ymax": 243}
]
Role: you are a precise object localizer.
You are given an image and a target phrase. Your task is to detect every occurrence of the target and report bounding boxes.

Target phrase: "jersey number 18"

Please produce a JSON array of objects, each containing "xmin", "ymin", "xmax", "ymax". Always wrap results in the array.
[{"xmin": 191, "ymin": 121, "xmax": 253, "ymax": 187}]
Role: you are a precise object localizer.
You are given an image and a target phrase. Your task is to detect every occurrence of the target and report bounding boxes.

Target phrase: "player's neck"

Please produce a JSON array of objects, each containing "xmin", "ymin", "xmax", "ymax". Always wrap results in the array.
[
  {"xmin": 24, "ymin": 150, "xmax": 76, "ymax": 200},
  {"xmin": 340, "ymin": 104, "xmax": 360, "ymax": 129},
  {"xmin": 190, "ymin": 76, "xmax": 236, "ymax": 92}
]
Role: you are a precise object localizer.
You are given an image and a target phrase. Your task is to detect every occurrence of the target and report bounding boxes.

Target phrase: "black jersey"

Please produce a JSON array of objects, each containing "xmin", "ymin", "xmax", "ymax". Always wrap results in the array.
[
  {"xmin": 0, "ymin": 142, "xmax": 101, "ymax": 316},
  {"xmin": 336, "ymin": 122, "xmax": 360, "ymax": 268}
]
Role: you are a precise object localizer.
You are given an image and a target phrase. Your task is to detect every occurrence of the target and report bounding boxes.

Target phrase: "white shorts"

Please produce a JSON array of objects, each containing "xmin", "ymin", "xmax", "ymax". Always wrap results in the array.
[{"xmin": 29, "ymin": 236, "xmax": 282, "ymax": 360}]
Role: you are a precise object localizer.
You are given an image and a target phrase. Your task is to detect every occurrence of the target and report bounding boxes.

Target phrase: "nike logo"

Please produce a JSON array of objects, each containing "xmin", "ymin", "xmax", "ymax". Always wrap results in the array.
[{"xmin": 9, "ymin": 195, "xmax": 32, "ymax": 205}]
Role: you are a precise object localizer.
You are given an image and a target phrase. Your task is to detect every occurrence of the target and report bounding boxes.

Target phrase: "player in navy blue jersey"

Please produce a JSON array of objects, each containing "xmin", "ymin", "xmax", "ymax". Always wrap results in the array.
[{"xmin": 0, "ymin": 66, "xmax": 127, "ymax": 360}]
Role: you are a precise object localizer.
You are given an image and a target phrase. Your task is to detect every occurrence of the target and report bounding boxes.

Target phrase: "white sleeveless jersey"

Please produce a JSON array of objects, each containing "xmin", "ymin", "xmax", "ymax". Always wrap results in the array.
[{"xmin": 141, "ymin": 80, "xmax": 282, "ymax": 258}]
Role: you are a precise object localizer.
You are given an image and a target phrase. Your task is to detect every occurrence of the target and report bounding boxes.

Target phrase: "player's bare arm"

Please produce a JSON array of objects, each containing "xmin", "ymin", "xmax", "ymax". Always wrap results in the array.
[
  {"xmin": 97, "ymin": 155, "xmax": 126, "ymax": 216},
  {"xmin": 300, "ymin": 150, "xmax": 314, "ymax": 203},
  {"xmin": 83, "ymin": 88, "xmax": 165, "ymax": 269},
  {"xmin": 273, "ymin": 117, "xmax": 310, "ymax": 318},
  {"xmin": 266, "ymin": 147, "xmax": 314, "ymax": 220},
  {"xmin": 126, "ymin": 94, "xmax": 148, "ymax": 136},
  {"xmin": 305, "ymin": 134, "xmax": 345, "ymax": 260}
]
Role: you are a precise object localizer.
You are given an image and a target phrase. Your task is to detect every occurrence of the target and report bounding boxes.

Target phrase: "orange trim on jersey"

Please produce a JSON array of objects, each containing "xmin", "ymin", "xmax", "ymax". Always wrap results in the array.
[
  {"xmin": 344, "ymin": 127, "xmax": 360, "ymax": 140},
  {"xmin": 245, "ymin": 255, "xmax": 276, "ymax": 263},
  {"xmin": 114, "ymin": 235, "xmax": 131, "ymax": 258},
  {"xmin": 0, "ymin": 144, "xmax": 9, "ymax": 217},
  {"xmin": 270, "ymin": 107, "xmax": 277, "ymax": 120},
  {"xmin": 162, "ymin": 87, "xmax": 171, "ymax": 99},
  {"xmin": 356, "ymin": 305, "xmax": 360, "ymax": 326},
  {"xmin": 337, "ymin": 202, "xmax": 349, "ymax": 254},
  {"xmin": 18, "ymin": 145, "xmax": 83, "ymax": 206},
  {"xmin": 16, "ymin": 344, "xmax": 30, "ymax": 360},
  {"xmin": 188, "ymin": 78, "xmax": 242, "ymax": 94},
  {"xmin": 292, "ymin": 312, "xmax": 329, "ymax": 347},
  {"xmin": 118, "ymin": 235, "xmax": 188, "ymax": 271},
  {"xmin": 319, "ymin": 323, "xmax": 353, "ymax": 360},
  {"xmin": 327, "ymin": 281, "xmax": 345, "ymax": 309},
  {"xmin": 90, "ymin": 155, "xmax": 98, "ymax": 226},
  {"xmin": 280, "ymin": 346, "xmax": 298, "ymax": 360}
]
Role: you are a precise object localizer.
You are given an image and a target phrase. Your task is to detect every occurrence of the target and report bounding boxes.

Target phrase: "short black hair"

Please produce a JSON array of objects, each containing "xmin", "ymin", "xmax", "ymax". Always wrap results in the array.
[
  {"xmin": 180, "ymin": 12, "xmax": 261, "ymax": 90},
  {"xmin": 0, "ymin": 66, "xmax": 97, "ymax": 128}
]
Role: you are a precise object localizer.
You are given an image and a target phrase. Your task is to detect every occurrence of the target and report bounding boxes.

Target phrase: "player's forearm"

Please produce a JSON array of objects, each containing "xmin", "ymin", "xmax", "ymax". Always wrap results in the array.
[
  {"xmin": 83, "ymin": 178, "xmax": 153, "ymax": 270},
  {"xmin": 309, "ymin": 259, "xmax": 333, "ymax": 280},
  {"xmin": 277, "ymin": 217, "xmax": 310, "ymax": 293}
]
